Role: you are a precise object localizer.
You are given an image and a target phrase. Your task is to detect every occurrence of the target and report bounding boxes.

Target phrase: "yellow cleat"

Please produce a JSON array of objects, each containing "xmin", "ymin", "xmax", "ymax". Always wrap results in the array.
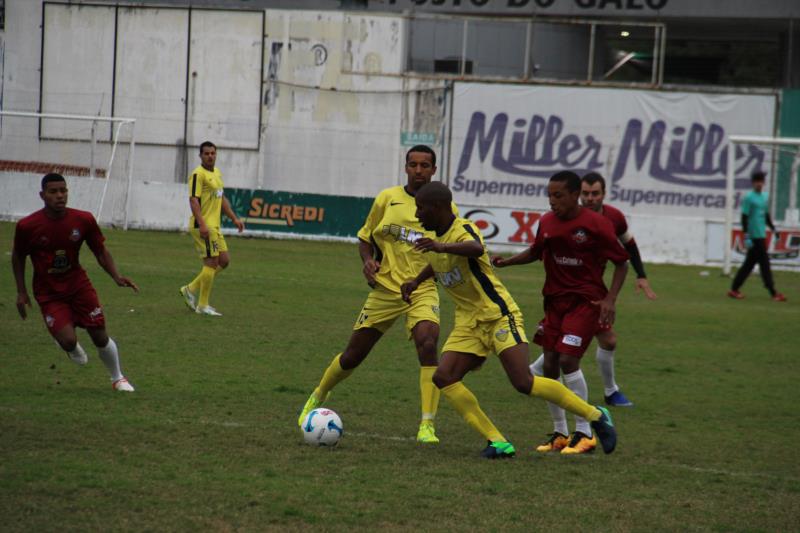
[
  {"xmin": 560, "ymin": 432, "xmax": 597, "ymax": 455},
  {"xmin": 297, "ymin": 391, "xmax": 328, "ymax": 427},
  {"xmin": 416, "ymin": 422, "xmax": 440, "ymax": 444},
  {"xmin": 536, "ymin": 432, "xmax": 570, "ymax": 453}
]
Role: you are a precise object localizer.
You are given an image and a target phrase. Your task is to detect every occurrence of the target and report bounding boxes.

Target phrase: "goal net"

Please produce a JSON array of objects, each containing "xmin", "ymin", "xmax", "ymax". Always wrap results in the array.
[
  {"xmin": 0, "ymin": 110, "xmax": 136, "ymax": 229},
  {"xmin": 723, "ymin": 135, "xmax": 800, "ymax": 274}
]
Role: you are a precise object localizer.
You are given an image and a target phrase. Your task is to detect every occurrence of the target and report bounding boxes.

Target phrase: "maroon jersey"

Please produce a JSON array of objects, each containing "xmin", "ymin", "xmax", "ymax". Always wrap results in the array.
[
  {"xmin": 530, "ymin": 207, "xmax": 629, "ymax": 301},
  {"xmin": 600, "ymin": 204, "xmax": 628, "ymax": 238},
  {"xmin": 13, "ymin": 208, "xmax": 106, "ymax": 303}
]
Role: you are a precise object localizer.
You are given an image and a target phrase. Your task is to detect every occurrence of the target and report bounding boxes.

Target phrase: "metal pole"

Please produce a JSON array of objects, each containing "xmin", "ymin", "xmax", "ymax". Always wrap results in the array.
[
  {"xmin": 460, "ymin": 19, "xmax": 468, "ymax": 77},
  {"xmin": 90, "ymin": 120, "xmax": 97, "ymax": 179},
  {"xmin": 723, "ymin": 140, "xmax": 736, "ymax": 275},
  {"xmin": 124, "ymin": 121, "xmax": 136, "ymax": 231},
  {"xmin": 587, "ymin": 23, "xmax": 596, "ymax": 82},
  {"xmin": 651, "ymin": 26, "xmax": 659, "ymax": 86},
  {"xmin": 658, "ymin": 24, "xmax": 666, "ymax": 86},
  {"xmin": 523, "ymin": 20, "xmax": 532, "ymax": 80}
]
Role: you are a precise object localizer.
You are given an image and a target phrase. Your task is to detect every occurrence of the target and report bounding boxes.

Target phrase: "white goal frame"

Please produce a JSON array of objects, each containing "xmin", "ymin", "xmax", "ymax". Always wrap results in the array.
[
  {"xmin": 0, "ymin": 110, "xmax": 137, "ymax": 229},
  {"xmin": 724, "ymin": 135, "xmax": 800, "ymax": 275}
]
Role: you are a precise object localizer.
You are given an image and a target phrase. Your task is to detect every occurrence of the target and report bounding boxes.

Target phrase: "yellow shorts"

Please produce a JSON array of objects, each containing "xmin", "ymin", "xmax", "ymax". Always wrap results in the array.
[
  {"xmin": 190, "ymin": 227, "xmax": 228, "ymax": 259},
  {"xmin": 353, "ymin": 283, "xmax": 440, "ymax": 338},
  {"xmin": 442, "ymin": 310, "xmax": 527, "ymax": 358}
]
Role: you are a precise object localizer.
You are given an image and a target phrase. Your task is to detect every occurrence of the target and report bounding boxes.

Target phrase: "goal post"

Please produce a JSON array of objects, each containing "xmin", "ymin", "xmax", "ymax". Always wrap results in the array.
[
  {"xmin": 724, "ymin": 135, "xmax": 800, "ymax": 275},
  {"xmin": 0, "ymin": 110, "xmax": 136, "ymax": 229}
]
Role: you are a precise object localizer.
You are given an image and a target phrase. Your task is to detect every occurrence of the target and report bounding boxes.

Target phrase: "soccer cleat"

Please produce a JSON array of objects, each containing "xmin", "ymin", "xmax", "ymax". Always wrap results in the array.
[
  {"xmin": 195, "ymin": 305, "xmax": 222, "ymax": 316},
  {"xmin": 727, "ymin": 290, "xmax": 745, "ymax": 299},
  {"xmin": 772, "ymin": 293, "xmax": 787, "ymax": 302},
  {"xmin": 297, "ymin": 391, "xmax": 329, "ymax": 427},
  {"xmin": 179, "ymin": 286, "xmax": 197, "ymax": 311},
  {"xmin": 605, "ymin": 390, "xmax": 634, "ymax": 407},
  {"xmin": 416, "ymin": 422, "xmax": 440, "ymax": 444},
  {"xmin": 112, "ymin": 377, "xmax": 135, "ymax": 392},
  {"xmin": 535, "ymin": 432, "xmax": 570, "ymax": 453},
  {"xmin": 480, "ymin": 440, "xmax": 516, "ymax": 459},
  {"xmin": 560, "ymin": 432, "xmax": 597, "ymax": 455},
  {"xmin": 590, "ymin": 406, "xmax": 617, "ymax": 454}
]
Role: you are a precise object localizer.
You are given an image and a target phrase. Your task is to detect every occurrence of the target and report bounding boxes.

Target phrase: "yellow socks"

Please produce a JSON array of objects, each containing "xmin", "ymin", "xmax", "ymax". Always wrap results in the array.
[
  {"xmin": 188, "ymin": 264, "xmax": 224, "ymax": 295},
  {"xmin": 419, "ymin": 366, "xmax": 440, "ymax": 424},
  {"xmin": 197, "ymin": 265, "xmax": 217, "ymax": 308},
  {"xmin": 442, "ymin": 382, "xmax": 505, "ymax": 442},
  {"xmin": 530, "ymin": 376, "xmax": 600, "ymax": 422},
  {"xmin": 315, "ymin": 353, "xmax": 353, "ymax": 399}
]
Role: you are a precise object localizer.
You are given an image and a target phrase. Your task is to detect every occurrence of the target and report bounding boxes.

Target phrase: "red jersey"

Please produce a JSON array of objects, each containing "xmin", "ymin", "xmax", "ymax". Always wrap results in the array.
[
  {"xmin": 599, "ymin": 204, "xmax": 628, "ymax": 239},
  {"xmin": 13, "ymin": 208, "xmax": 106, "ymax": 303},
  {"xmin": 530, "ymin": 207, "xmax": 629, "ymax": 301}
]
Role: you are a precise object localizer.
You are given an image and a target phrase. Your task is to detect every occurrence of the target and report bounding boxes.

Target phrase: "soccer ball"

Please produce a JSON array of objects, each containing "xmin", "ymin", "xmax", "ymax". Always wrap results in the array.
[{"xmin": 301, "ymin": 408, "xmax": 343, "ymax": 447}]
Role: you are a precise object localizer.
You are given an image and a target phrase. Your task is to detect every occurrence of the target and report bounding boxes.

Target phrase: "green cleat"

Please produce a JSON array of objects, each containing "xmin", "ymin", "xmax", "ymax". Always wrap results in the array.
[
  {"xmin": 416, "ymin": 422, "xmax": 440, "ymax": 444},
  {"xmin": 297, "ymin": 391, "xmax": 328, "ymax": 427},
  {"xmin": 480, "ymin": 440, "xmax": 516, "ymax": 459}
]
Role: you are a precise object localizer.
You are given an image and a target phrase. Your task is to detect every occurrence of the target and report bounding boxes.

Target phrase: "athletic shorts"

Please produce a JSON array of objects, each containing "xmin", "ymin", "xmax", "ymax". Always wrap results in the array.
[
  {"xmin": 38, "ymin": 284, "xmax": 105, "ymax": 335},
  {"xmin": 442, "ymin": 310, "xmax": 527, "ymax": 358},
  {"xmin": 534, "ymin": 294, "xmax": 599, "ymax": 357},
  {"xmin": 353, "ymin": 283, "xmax": 439, "ymax": 338},
  {"xmin": 190, "ymin": 227, "xmax": 228, "ymax": 259}
]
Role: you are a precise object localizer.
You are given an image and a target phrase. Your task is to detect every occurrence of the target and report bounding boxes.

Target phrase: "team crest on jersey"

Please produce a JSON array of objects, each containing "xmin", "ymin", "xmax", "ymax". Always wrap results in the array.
[
  {"xmin": 89, "ymin": 307, "xmax": 103, "ymax": 318},
  {"xmin": 572, "ymin": 229, "xmax": 587, "ymax": 244},
  {"xmin": 38, "ymin": 235, "xmax": 49, "ymax": 246},
  {"xmin": 215, "ymin": 189, "xmax": 224, "ymax": 198},
  {"xmin": 69, "ymin": 228, "xmax": 81, "ymax": 241},
  {"xmin": 495, "ymin": 328, "xmax": 509, "ymax": 342}
]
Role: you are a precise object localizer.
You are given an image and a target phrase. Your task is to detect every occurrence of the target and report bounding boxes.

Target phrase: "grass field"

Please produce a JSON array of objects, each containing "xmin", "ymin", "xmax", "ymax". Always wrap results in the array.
[{"xmin": 1, "ymin": 221, "xmax": 799, "ymax": 532}]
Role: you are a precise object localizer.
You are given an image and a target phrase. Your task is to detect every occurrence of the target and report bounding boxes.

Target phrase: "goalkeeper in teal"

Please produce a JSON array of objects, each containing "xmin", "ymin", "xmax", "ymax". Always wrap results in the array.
[{"xmin": 728, "ymin": 171, "xmax": 786, "ymax": 302}]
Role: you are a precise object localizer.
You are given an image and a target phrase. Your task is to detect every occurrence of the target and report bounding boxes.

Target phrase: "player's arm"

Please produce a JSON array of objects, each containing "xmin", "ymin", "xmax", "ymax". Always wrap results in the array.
[
  {"xmin": 93, "ymin": 246, "xmax": 139, "ymax": 293},
  {"xmin": 11, "ymin": 245, "xmax": 31, "ymax": 320},
  {"xmin": 593, "ymin": 260, "xmax": 628, "ymax": 326},
  {"xmin": 222, "ymin": 195, "xmax": 244, "ymax": 233},
  {"xmin": 618, "ymin": 232, "xmax": 657, "ymax": 300},
  {"xmin": 189, "ymin": 196, "xmax": 208, "ymax": 239},
  {"xmin": 766, "ymin": 212, "xmax": 779, "ymax": 242},
  {"xmin": 491, "ymin": 247, "xmax": 537, "ymax": 268},
  {"xmin": 401, "ymin": 265, "xmax": 435, "ymax": 304},
  {"xmin": 358, "ymin": 238, "xmax": 380, "ymax": 287},
  {"xmin": 414, "ymin": 237, "xmax": 482, "ymax": 257}
]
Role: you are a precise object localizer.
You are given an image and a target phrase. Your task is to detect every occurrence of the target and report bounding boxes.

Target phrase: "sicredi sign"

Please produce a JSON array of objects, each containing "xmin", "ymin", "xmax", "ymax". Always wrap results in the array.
[{"xmin": 450, "ymin": 83, "xmax": 776, "ymax": 217}]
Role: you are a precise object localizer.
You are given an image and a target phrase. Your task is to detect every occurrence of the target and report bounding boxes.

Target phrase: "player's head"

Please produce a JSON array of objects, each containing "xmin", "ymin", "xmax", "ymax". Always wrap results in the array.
[
  {"xmin": 751, "ymin": 171, "xmax": 766, "ymax": 192},
  {"xmin": 405, "ymin": 145, "xmax": 437, "ymax": 192},
  {"xmin": 415, "ymin": 181, "xmax": 452, "ymax": 232},
  {"xmin": 40, "ymin": 173, "xmax": 68, "ymax": 214},
  {"xmin": 548, "ymin": 171, "xmax": 581, "ymax": 219},
  {"xmin": 199, "ymin": 141, "xmax": 217, "ymax": 169},
  {"xmin": 581, "ymin": 172, "xmax": 606, "ymax": 212}
]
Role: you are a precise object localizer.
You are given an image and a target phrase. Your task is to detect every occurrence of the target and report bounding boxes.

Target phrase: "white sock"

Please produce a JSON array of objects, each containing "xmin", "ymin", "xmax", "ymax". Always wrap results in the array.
[
  {"xmin": 97, "ymin": 338, "xmax": 124, "ymax": 382},
  {"xmin": 564, "ymin": 369, "xmax": 591, "ymax": 437},
  {"xmin": 530, "ymin": 354, "xmax": 568, "ymax": 436},
  {"xmin": 596, "ymin": 347, "xmax": 619, "ymax": 397}
]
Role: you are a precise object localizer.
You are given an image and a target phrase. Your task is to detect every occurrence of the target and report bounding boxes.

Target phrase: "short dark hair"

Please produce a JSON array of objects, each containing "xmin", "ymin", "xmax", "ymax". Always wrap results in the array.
[
  {"xmin": 416, "ymin": 181, "xmax": 451, "ymax": 206},
  {"xmin": 406, "ymin": 145, "xmax": 436, "ymax": 167},
  {"xmin": 752, "ymin": 171, "xmax": 766, "ymax": 182},
  {"xmin": 550, "ymin": 170, "xmax": 581, "ymax": 193},
  {"xmin": 199, "ymin": 141, "xmax": 217, "ymax": 154},
  {"xmin": 41, "ymin": 173, "xmax": 66, "ymax": 190},
  {"xmin": 582, "ymin": 172, "xmax": 606, "ymax": 192}
]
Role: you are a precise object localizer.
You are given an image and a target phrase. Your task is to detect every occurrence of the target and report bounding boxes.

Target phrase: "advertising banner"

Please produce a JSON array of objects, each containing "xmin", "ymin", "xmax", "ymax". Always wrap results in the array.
[
  {"xmin": 461, "ymin": 205, "xmax": 547, "ymax": 246},
  {"xmin": 451, "ymin": 83, "xmax": 776, "ymax": 216},
  {"xmin": 706, "ymin": 224, "xmax": 800, "ymax": 267},
  {"xmin": 222, "ymin": 188, "xmax": 372, "ymax": 238}
]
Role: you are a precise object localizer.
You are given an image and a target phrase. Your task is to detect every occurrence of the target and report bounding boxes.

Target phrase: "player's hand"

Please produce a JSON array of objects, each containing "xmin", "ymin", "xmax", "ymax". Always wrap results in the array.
[
  {"xmin": 199, "ymin": 223, "xmax": 210, "ymax": 240},
  {"xmin": 115, "ymin": 276, "xmax": 139, "ymax": 293},
  {"xmin": 401, "ymin": 280, "xmax": 419, "ymax": 304},
  {"xmin": 234, "ymin": 218, "xmax": 245, "ymax": 233},
  {"xmin": 591, "ymin": 296, "xmax": 616, "ymax": 326},
  {"xmin": 773, "ymin": 231, "xmax": 780, "ymax": 243},
  {"xmin": 363, "ymin": 258, "xmax": 380, "ymax": 286},
  {"xmin": 16, "ymin": 292, "xmax": 31, "ymax": 320},
  {"xmin": 744, "ymin": 233, "xmax": 752, "ymax": 249},
  {"xmin": 491, "ymin": 256, "xmax": 505, "ymax": 268},
  {"xmin": 414, "ymin": 238, "xmax": 443, "ymax": 253},
  {"xmin": 635, "ymin": 278, "xmax": 658, "ymax": 300}
]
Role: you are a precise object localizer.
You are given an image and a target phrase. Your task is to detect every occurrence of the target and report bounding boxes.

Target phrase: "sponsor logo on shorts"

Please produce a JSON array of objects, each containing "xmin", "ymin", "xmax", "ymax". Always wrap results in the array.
[
  {"xmin": 70, "ymin": 228, "xmax": 81, "ymax": 242},
  {"xmin": 562, "ymin": 334, "xmax": 582, "ymax": 347},
  {"xmin": 45, "ymin": 315, "xmax": 55, "ymax": 327},
  {"xmin": 89, "ymin": 307, "xmax": 103, "ymax": 318},
  {"xmin": 495, "ymin": 328, "xmax": 509, "ymax": 342},
  {"xmin": 431, "ymin": 305, "xmax": 440, "ymax": 314}
]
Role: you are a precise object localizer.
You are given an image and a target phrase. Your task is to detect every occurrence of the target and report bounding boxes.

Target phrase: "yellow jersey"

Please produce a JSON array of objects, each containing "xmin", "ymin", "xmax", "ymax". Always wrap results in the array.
[
  {"xmin": 357, "ymin": 185, "xmax": 457, "ymax": 294},
  {"xmin": 423, "ymin": 217, "xmax": 520, "ymax": 326},
  {"xmin": 188, "ymin": 165, "xmax": 224, "ymax": 229}
]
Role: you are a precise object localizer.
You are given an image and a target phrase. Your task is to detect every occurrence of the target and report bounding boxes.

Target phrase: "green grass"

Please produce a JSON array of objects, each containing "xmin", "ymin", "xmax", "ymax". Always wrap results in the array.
[{"xmin": 1, "ymin": 221, "xmax": 799, "ymax": 531}]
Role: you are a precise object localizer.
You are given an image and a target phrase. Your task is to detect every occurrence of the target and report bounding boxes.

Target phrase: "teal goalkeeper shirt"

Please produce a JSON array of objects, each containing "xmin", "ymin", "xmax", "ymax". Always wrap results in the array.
[{"xmin": 741, "ymin": 190, "xmax": 769, "ymax": 239}]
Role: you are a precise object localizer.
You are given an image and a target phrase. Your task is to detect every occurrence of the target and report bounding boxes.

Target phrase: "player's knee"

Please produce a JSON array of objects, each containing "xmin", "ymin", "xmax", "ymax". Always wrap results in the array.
[
  {"xmin": 511, "ymin": 374, "xmax": 533, "ymax": 395},
  {"xmin": 218, "ymin": 256, "xmax": 230, "ymax": 269},
  {"xmin": 416, "ymin": 338, "xmax": 437, "ymax": 363},
  {"xmin": 432, "ymin": 369, "xmax": 455, "ymax": 389},
  {"xmin": 57, "ymin": 338, "xmax": 78, "ymax": 352}
]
